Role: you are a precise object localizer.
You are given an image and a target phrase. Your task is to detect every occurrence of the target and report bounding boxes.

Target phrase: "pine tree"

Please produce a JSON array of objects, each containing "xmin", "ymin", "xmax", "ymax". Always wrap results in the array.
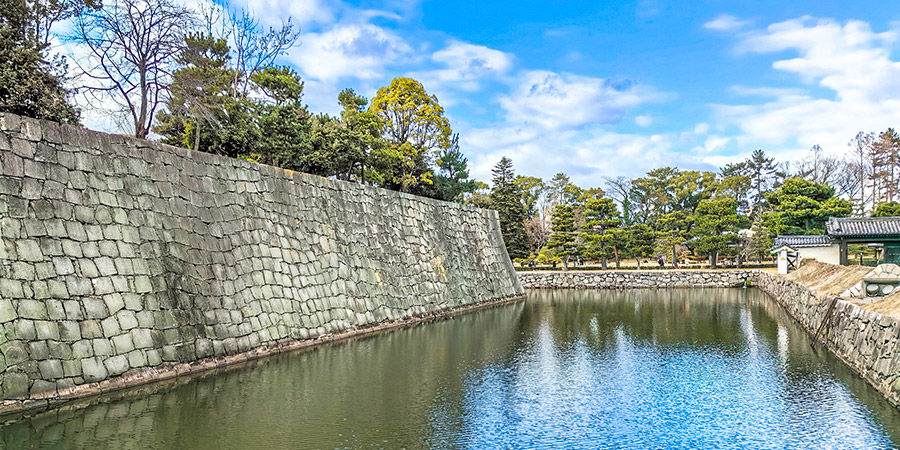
[{"xmin": 490, "ymin": 157, "xmax": 530, "ymax": 260}]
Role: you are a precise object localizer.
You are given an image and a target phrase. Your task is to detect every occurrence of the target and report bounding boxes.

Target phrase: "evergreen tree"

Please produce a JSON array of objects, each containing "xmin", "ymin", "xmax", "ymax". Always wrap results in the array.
[
  {"xmin": 548, "ymin": 204, "xmax": 579, "ymax": 270},
  {"xmin": 761, "ymin": 178, "xmax": 852, "ymax": 235},
  {"xmin": 433, "ymin": 134, "xmax": 477, "ymax": 202},
  {"xmin": 691, "ymin": 197, "xmax": 745, "ymax": 268},
  {"xmin": 581, "ymin": 196, "xmax": 621, "ymax": 269},
  {"xmin": 490, "ymin": 157, "xmax": 530, "ymax": 260},
  {"xmin": 874, "ymin": 201, "xmax": 900, "ymax": 217},
  {"xmin": 0, "ymin": 0, "xmax": 81, "ymax": 123}
]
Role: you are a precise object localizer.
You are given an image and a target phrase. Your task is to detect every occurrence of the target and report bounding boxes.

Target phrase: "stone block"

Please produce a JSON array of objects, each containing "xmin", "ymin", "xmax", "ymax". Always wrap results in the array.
[
  {"xmin": 72, "ymin": 340, "xmax": 93, "ymax": 358},
  {"xmin": 14, "ymin": 240, "xmax": 43, "ymax": 262},
  {"xmin": 80, "ymin": 320, "xmax": 103, "ymax": 339},
  {"xmin": 111, "ymin": 333, "xmax": 134, "ymax": 354},
  {"xmin": 2, "ymin": 372, "xmax": 29, "ymax": 398},
  {"xmin": 17, "ymin": 300, "xmax": 48, "ymax": 319},
  {"xmin": 81, "ymin": 357, "xmax": 108, "ymax": 382},
  {"xmin": 34, "ymin": 321, "xmax": 60, "ymax": 340},
  {"xmin": 83, "ymin": 299, "xmax": 107, "ymax": 319},
  {"xmin": 38, "ymin": 359, "xmax": 64, "ymax": 379},
  {"xmin": 104, "ymin": 355, "xmax": 129, "ymax": 376},
  {"xmin": 100, "ymin": 317, "xmax": 120, "ymax": 337}
]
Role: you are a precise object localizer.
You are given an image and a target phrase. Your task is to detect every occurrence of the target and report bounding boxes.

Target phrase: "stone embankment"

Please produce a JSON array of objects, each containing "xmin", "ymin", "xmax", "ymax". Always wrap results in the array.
[
  {"xmin": 518, "ymin": 268, "xmax": 900, "ymax": 409},
  {"xmin": 0, "ymin": 113, "xmax": 523, "ymax": 414},
  {"xmin": 757, "ymin": 271, "xmax": 900, "ymax": 408},
  {"xmin": 517, "ymin": 270, "xmax": 756, "ymax": 289}
]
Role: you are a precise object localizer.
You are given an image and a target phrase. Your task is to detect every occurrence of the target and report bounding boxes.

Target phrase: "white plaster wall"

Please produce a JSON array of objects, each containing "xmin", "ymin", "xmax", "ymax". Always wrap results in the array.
[{"xmin": 798, "ymin": 245, "xmax": 841, "ymax": 265}]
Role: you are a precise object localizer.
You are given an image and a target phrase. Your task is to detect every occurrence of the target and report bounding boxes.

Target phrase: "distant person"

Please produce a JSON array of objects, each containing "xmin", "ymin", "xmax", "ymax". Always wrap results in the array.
[
  {"xmin": 552, "ymin": 261, "xmax": 557, "ymax": 269},
  {"xmin": 658, "ymin": 257, "xmax": 664, "ymax": 267}
]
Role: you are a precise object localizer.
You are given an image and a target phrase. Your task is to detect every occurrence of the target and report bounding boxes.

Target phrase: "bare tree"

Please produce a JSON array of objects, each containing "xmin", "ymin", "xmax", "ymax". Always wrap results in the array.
[
  {"xmin": 70, "ymin": 0, "xmax": 194, "ymax": 138},
  {"xmin": 795, "ymin": 144, "xmax": 842, "ymax": 185},
  {"xmin": 848, "ymin": 131, "xmax": 875, "ymax": 214},
  {"xmin": 604, "ymin": 176, "xmax": 633, "ymax": 225},
  {"xmin": 198, "ymin": 2, "xmax": 300, "ymax": 98}
]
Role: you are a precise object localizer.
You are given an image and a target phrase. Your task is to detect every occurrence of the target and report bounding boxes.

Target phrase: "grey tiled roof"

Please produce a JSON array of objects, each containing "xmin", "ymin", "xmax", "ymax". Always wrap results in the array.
[
  {"xmin": 826, "ymin": 216, "xmax": 900, "ymax": 237},
  {"xmin": 772, "ymin": 235, "xmax": 832, "ymax": 249}
]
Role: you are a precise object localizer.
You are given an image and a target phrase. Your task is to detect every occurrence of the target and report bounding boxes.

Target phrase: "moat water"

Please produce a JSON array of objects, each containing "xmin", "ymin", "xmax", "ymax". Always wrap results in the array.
[{"xmin": 3, "ymin": 288, "xmax": 900, "ymax": 449}]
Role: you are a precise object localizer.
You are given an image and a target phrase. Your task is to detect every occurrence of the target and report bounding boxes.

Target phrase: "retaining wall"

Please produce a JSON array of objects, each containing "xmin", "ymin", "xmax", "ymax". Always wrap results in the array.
[
  {"xmin": 756, "ymin": 272, "xmax": 900, "ymax": 407},
  {"xmin": 0, "ymin": 113, "xmax": 523, "ymax": 413},
  {"xmin": 517, "ymin": 269, "xmax": 757, "ymax": 289}
]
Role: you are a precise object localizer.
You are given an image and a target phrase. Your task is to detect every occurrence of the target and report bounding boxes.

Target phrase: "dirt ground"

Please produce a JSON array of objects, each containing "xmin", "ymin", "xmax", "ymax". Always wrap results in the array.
[
  {"xmin": 785, "ymin": 260, "xmax": 872, "ymax": 297},
  {"xmin": 785, "ymin": 260, "xmax": 900, "ymax": 319}
]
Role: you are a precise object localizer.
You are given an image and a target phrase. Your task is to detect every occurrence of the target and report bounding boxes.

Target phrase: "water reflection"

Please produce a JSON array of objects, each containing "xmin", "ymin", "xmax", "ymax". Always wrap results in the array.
[{"xmin": 1, "ymin": 289, "xmax": 899, "ymax": 449}]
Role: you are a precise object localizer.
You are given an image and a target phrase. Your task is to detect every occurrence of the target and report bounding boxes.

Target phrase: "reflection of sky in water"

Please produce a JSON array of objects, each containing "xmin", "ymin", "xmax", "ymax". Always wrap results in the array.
[
  {"xmin": 451, "ymin": 291, "xmax": 897, "ymax": 450},
  {"xmin": 2, "ymin": 288, "xmax": 899, "ymax": 449}
]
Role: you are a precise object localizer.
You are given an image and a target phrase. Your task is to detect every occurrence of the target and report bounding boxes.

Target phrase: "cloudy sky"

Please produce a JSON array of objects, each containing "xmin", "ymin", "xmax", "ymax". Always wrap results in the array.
[{"xmin": 72, "ymin": 0, "xmax": 900, "ymax": 187}]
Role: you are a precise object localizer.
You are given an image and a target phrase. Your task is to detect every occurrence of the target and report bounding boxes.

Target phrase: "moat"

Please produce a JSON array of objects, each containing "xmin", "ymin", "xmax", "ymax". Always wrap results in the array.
[{"xmin": 2, "ymin": 288, "xmax": 899, "ymax": 449}]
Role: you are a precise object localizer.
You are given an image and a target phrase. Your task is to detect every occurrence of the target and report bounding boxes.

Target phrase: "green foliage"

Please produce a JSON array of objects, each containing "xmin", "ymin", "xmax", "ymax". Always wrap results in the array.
[
  {"xmin": 514, "ymin": 176, "xmax": 546, "ymax": 218},
  {"xmin": 433, "ymin": 134, "xmax": 477, "ymax": 202},
  {"xmin": 252, "ymin": 66, "xmax": 304, "ymax": 106},
  {"xmin": 0, "ymin": 0, "xmax": 81, "ymax": 123},
  {"xmin": 761, "ymin": 178, "xmax": 852, "ymax": 236},
  {"xmin": 624, "ymin": 223, "xmax": 655, "ymax": 268},
  {"xmin": 691, "ymin": 197, "xmax": 745, "ymax": 267},
  {"xmin": 548, "ymin": 204, "xmax": 579, "ymax": 268},
  {"xmin": 490, "ymin": 157, "xmax": 530, "ymax": 260},
  {"xmin": 369, "ymin": 77, "xmax": 452, "ymax": 194},
  {"xmin": 874, "ymin": 202, "xmax": 900, "ymax": 217},
  {"xmin": 580, "ymin": 196, "xmax": 622, "ymax": 262}
]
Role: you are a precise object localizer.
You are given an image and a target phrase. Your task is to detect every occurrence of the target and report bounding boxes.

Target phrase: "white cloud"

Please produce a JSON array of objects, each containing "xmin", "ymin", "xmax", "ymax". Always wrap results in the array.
[
  {"xmin": 693, "ymin": 135, "xmax": 730, "ymax": 153},
  {"xmin": 407, "ymin": 41, "xmax": 514, "ymax": 93},
  {"xmin": 693, "ymin": 123, "xmax": 710, "ymax": 134},
  {"xmin": 635, "ymin": 115, "xmax": 653, "ymax": 127},
  {"xmin": 288, "ymin": 24, "xmax": 411, "ymax": 81},
  {"xmin": 714, "ymin": 17, "xmax": 900, "ymax": 157},
  {"xmin": 230, "ymin": 0, "xmax": 336, "ymax": 27},
  {"xmin": 704, "ymin": 14, "xmax": 751, "ymax": 31},
  {"xmin": 498, "ymin": 70, "xmax": 663, "ymax": 130},
  {"xmin": 463, "ymin": 125, "xmax": 713, "ymax": 187}
]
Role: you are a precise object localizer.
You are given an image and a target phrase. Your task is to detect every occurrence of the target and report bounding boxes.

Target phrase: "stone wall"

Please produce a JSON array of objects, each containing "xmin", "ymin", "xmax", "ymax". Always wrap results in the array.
[
  {"xmin": 517, "ymin": 270, "xmax": 757, "ymax": 289},
  {"xmin": 756, "ymin": 272, "xmax": 900, "ymax": 408},
  {"xmin": 0, "ymin": 113, "xmax": 522, "ymax": 411}
]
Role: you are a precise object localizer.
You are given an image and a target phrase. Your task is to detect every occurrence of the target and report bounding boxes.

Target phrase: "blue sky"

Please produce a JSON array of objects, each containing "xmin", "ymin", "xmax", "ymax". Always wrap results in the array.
[{"xmin": 86, "ymin": 0, "xmax": 900, "ymax": 186}]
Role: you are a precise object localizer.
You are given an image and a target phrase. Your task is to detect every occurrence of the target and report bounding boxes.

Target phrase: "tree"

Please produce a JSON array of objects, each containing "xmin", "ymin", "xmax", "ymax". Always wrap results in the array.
[
  {"xmin": 154, "ymin": 33, "xmax": 234, "ymax": 153},
  {"xmin": 656, "ymin": 210, "xmax": 692, "ymax": 268},
  {"xmin": 581, "ymin": 196, "xmax": 621, "ymax": 269},
  {"xmin": 433, "ymin": 134, "xmax": 477, "ymax": 202},
  {"xmin": 691, "ymin": 197, "xmax": 744, "ymax": 268},
  {"xmin": 869, "ymin": 129, "xmax": 900, "ymax": 204},
  {"xmin": 514, "ymin": 176, "xmax": 546, "ymax": 220},
  {"xmin": 761, "ymin": 178, "xmax": 852, "ymax": 236},
  {"xmin": 215, "ymin": 7, "xmax": 299, "ymax": 98},
  {"xmin": 624, "ymin": 223, "xmax": 655, "ymax": 269},
  {"xmin": 548, "ymin": 204, "xmax": 579, "ymax": 270},
  {"xmin": 743, "ymin": 149, "xmax": 778, "ymax": 208},
  {"xmin": 631, "ymin": 167, "xmax": 678, "ymax": 223},
  {"xmin": 71, "ymin": 0, "xmax": 195, "ymax": 138},
  {"xmin": 547, "ymin": 172, "xmax": 582, "ymax": 207},
  {"xmin": 369, "ymin": 77, "xmax": 452, "ymax": 194},
  {"xmin": 604, "ymin": 176, "xmax": 633, "ymax": 225},
  {"xmin": 795, "ymin": 144, "xmax": 842, "ymax": 186},
  {"xmin": 874, "ymin": 202, "xmax": 900, "ymax": 217},
  {"xmin": 0, "ymin": 0, "xmax": 85, "ymax": 123},
  {"xmin": 489, "ymin": 157, "xmax": 529, "ymax": 260},
  {"xmin": 848, "ymin": 131, "xmax": 874, "ymax": 215}
]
